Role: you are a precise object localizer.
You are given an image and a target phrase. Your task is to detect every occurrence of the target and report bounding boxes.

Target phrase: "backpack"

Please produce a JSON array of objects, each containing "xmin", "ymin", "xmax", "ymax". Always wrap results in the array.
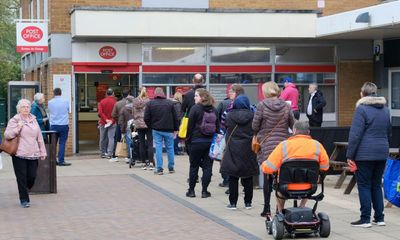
[{"xmin": 200, "ymin": 110, "xmax": 217, "ymax": 136}]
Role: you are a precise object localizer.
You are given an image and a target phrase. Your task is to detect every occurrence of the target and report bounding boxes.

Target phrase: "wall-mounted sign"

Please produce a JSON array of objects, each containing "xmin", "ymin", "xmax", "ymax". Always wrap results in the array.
[
  {"xmin": 16, "ymin": 22, "xmax": 48, "ymax": 52},
  {"xmin": 99, "ymin": 46, "xmax": 117, "ymax": 59},
  {"xmin": 53, "ymin": 74, "xmax": 72, "ymax": 112}
]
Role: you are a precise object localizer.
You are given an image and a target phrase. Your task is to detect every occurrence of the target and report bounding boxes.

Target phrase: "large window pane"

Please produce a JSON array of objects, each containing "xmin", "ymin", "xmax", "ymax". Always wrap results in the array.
[
  {"xmin": 275, "ymin": 73, "xmax": 336, "ymax": 85},
  {"xmin": 143, "ymin": 45, "xmax": 206, "ymax": 64},
  {"xmin": 142, "ymin": 74, "xmax": 195, "ymax": 84},
  {"xmin": 392, "ymin": 72, "xmax": 400, "ymax": 109},
  {"xmin": 210, "ymin": 73, "xmax": 271, "ymax": 84},
  {"xmin": 275, "ymin": 46, "xmax": 335, "ymax": 63},
  {"xmin": 210, "ymin": 46, "xmax": 270, "ymax": 63}
]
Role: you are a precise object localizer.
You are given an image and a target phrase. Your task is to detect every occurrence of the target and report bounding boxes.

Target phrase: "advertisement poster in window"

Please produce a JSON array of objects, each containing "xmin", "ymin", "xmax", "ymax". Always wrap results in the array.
[{"xmin": 53, "ymin": 74, "xmax": 72, "ymax": 112}]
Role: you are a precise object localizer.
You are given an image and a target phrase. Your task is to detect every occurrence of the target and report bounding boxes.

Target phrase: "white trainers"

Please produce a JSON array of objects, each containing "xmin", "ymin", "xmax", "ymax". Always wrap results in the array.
[
  {"xmin": 109, "ymin": 157, "xmax": 119, "ymax": 162},
  {"xmin": 372, "ymin": 220, "xmax": 386, "ymax": 226},
  {"xmin": 124, "ymin": 158, "xmax": 130, "ymax": 163}
]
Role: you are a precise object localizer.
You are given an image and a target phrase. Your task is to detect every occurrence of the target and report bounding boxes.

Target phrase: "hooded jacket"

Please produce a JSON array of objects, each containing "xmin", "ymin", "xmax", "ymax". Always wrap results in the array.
[
  {"xmin": 132, "ymin": 96, "xmax": 150, "ymax": 129},
  {"xmin": 280, "ymin": 83, "xmax": 299, "ymax": 111},
  {"xmin": 220, "ymin": 108, "xmax": 259, "ymax": 178},
  {"xmin": 346, "ymin": 96, "xmax": 391, "ymax": 161},
  {"xmin": 252, "ymin": 98, "xmax": 295, "ymax": 164},
  {"xmin": 186, "ymin": 103, "xmax": 219, "ymax": 143}
]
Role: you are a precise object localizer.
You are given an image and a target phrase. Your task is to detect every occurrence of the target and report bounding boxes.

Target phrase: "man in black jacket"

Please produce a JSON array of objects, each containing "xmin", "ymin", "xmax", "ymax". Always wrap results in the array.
[
  {"xmin": 144, "ymin": 87, "xmax": 179, "ymax": 175},
  {"xmin": 181, "ymin": 73, "xmax": 205, "ymax": 114},
  {"xmin": 306, "ymin": 83, "xmax": 326, "ymax": 127}
]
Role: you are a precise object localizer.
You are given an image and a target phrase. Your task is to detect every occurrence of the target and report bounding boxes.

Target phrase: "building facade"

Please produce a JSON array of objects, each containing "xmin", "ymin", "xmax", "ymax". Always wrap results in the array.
[{"xmin": 19, "ymin": 0, "xmax": 399, "ymax": 155}]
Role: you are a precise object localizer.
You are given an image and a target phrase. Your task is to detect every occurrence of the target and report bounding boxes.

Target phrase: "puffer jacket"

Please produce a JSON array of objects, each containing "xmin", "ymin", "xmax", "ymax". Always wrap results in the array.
[
  {"xmin": 4, "ymin": 113, "xmax": 47, "ymax": 159},
  {"xmin": 132, "ymin": 97, "xmax": 150, "ymax": 129},
  {"xmin": 252, "ymin": 98, "xmax": 295, "ymax": 164},
  {"xmin": 346, "ymin": 96, "xmax": 391, "ymax": 161},
  {"xmin": 220, "ymin": 109, "xmax": 259, "ymax": 178}
]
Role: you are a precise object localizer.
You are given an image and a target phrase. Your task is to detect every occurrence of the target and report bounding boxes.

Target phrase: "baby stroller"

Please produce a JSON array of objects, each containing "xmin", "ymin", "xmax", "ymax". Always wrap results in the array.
[
  {"xmin": 266, "ymin": 159, "xmax": 330, "ymax": 240},
  {"xmin": 127, "ymin": 120, "xmax": 140, "ymax": 168}
]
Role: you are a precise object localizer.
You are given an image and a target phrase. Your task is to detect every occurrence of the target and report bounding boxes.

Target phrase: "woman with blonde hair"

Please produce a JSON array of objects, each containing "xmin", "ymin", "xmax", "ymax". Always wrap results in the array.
[
  {"xmin": 186, "ymin": 88, "xmax": 219, "ymax": 198},
  {"xmin": 4, "ymin": 99, "xmax": 47, "ymax": 208},
  {"xmin": 173, "ymin": 91, "xmax": 184, "ymax": 155},
  {"xmin": 252, "ymin": 81, "xmax": 295, "ymax": 219},
  {"xmin": 132, "ymin": 87, "xmax": 154, "ymax": 169}
]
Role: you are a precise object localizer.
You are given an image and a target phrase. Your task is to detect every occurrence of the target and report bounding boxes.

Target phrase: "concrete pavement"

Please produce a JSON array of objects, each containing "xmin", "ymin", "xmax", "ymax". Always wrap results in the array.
[{"xmin": 0, "ymin": 153, "xmax": 399, "ymax": 240}]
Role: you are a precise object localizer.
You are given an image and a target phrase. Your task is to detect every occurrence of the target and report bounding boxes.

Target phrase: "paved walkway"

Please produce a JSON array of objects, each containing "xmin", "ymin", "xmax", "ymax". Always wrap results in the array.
[{"xmin": 0, "ymin": 153, "xmax": 399, "ymax": 240}]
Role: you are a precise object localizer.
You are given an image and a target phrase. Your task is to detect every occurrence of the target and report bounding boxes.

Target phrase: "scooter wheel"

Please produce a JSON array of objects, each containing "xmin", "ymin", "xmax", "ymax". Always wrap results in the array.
[
  {"xmin": 318, "ymin": 212, "xmax": 331, "ymax": 238},
  {"xmin": 272, "ymin": 216, "xmax": 285, "ymax": 240}
]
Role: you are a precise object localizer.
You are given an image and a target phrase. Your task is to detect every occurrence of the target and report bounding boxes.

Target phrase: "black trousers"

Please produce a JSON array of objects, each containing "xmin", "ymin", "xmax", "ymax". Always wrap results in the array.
[
  {"xmin": 309, "ymin": 120, "xmax": 322, "ymax": 127},
  {"xmin": 137, "ymin": 128, "xmax": 154, "ymax": 165},
  {"xmin": 229, "ymin": 176, "xmax": 253, "ymax": 205},
  {"xmin": 263, "ymin": 173, "xmax": 274, "ymax": 212},
  {"xmin": 12, "ymin": 156, "xmax": 38, "ymax": 203},
  {"xmin": 188, "ymin": 142, "xmax": 213, "ymax": 191}
]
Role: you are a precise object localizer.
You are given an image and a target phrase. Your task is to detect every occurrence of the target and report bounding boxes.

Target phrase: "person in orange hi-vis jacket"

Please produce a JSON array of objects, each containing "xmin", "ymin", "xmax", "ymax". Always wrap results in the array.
[{"xmin": 261, "ymin": 121, "xmax": 329, "ymax": 212}]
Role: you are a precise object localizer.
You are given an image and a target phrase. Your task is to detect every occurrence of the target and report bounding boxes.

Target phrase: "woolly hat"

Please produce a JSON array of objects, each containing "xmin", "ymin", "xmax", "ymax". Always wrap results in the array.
[{"xmin": 233, "ymin": 95, "xmax": 250, "ymax": 110}]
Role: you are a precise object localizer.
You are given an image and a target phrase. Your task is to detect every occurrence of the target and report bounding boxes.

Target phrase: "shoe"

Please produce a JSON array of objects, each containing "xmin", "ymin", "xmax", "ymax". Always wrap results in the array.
[
  {"xmin": 201, "ymin": 191, "xmax": 211, "ymax": 198},
  {"xmin": 186, "ymin": 189, "xmax": 196, "ymax": 198},
  {"xmin": 148, "ymin": 165, "xmax": 155, "ymax": 171},
  {"xmin": 20, "ymin": 201, "xmax": 30, "ymax": 208},
  {"xmin": 109, "ymin": 157, "xmax": 119, "ymax": 162},
  {"xmin": 218, "ymin": 182, "xmax": 228, "ymax": 188},
  {"xmin": 57, "ymin": 162, "xmax": 72, "ymax": 166},
  {"xmin": 260, "ymin": 209, "xmax": 271, "ymax": 218},
  {"xmin": 154, "ymin": 169, "xmax": 163, "ymax": 175},
  {"xmin": 168, "ymin": 168, "xmax": 175, "ymax": 174},
  {"xmin": 226, "ymin": 204, "xmax": 237, "ymax": 210},
  {"xmin": 245, "ymin": 203, "xmax": 252, "ymax": 210},
  {"xmin": 225, "ymin": 189, "xmax": 230, "ymax": 195},
  {"xmin": 372, "ymin": 220, "xmax": 386, "ymax": 226},
  {"xmin": 351, "ymin": 219, "xmax": 372, "ymax": 228},
  {"xmin": 142, "ymin": 164, "xmax": 148, "ymax": 170},
  {"xmin": 101, "ymin": 154, "xmax": 107, "ymax": 158},
  {"xmin": 124, "ymin": 158, "xmax": 130, "ymax": 163}
]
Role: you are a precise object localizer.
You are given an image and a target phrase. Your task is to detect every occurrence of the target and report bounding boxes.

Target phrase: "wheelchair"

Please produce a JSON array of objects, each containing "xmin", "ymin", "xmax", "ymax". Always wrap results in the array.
[{"xmin": 266, "ymin": 159, "xmax": 330, "ymax": 239}]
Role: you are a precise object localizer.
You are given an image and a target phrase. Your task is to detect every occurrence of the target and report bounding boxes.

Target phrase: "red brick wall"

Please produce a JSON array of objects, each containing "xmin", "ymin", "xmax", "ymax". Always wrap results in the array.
[
  {"xmin": 209, "ymin": 0, "xmax": 317, "ymax": 10},
  {"xmin": 337, "ymin": 60, "xmax": 374, "ymax": 126},
  {"xmin": 323, "ymin": 0, "xmax": 380, "ymax": 16}
]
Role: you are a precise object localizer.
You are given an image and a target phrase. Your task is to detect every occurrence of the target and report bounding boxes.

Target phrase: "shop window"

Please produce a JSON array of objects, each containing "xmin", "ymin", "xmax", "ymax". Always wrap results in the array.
[
  {"xmin": 143, "ymin": 45, "xmax": 206, "ymax": 64},
  {"xmin": 275, "ymin": 46, "xmax": 335, "ymax": 64},
  {"xmin": 210, "ymin": 46, "xmax": 270, "ymax": 63},
  {"xmin": 142, "ymin": 74, "xmax": 196, "ymax": 84},
  {"xmin": 275, "ymin": 73, "xmax": 335, "ymax": 113},
  {"xmin": 210, "ymin": 73, "xmax": 271, "ymax": 84}
]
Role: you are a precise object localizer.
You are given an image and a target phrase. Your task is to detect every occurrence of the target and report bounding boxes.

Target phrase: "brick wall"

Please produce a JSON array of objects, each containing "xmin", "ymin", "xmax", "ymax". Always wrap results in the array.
[
  {"xmin": 322, "ymin": 0, "xmax": 380, "ymax": 16},
  {"xmin": 337, "ymin": 60, "xmax": 374, "ymax": 126},
  {"xmin": 49, "ymin": 0, "xmax": 141, "ymax": 33},
  {"xmin": 209, "ymin": 0, "xmax": 317, "ymax": 10}
]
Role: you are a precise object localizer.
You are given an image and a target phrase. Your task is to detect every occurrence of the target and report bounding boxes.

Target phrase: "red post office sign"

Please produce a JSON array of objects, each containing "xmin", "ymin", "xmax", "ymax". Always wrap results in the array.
[
  {"xmin": 16, "ymin": 22, "xmax": 48, "ymax": 53},
  {"xmin": 99, "ymin": 46, "xmax": 117, "ymax": 59}
]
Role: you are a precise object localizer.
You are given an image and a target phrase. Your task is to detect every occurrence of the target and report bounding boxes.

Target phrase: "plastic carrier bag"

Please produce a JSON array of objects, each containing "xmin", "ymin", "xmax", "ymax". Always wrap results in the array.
[{"xmin": 383, "ymin": 158, "xmax": 400, "ymax": 207}]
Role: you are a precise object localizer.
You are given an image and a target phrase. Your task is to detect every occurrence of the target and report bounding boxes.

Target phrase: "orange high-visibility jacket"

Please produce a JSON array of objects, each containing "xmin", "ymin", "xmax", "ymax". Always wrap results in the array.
[{"xmin": 261, "ymin": 134, "xmax": 329, "ymax": 190}]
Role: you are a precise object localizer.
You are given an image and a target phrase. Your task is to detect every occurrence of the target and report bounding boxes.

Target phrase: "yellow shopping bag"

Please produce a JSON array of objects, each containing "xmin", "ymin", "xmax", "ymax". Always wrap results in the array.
[{"xmin": 178, "ymin": 112, "xmax": 189, "ymax": 139}]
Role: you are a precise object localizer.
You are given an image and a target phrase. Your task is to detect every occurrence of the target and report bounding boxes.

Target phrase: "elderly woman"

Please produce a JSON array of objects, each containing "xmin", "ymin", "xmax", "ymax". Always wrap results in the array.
[
  {"xmin": 252, "ymin": 81, "xmax": 294, "ymax": 219},
  {"xmin": 4, "ymin": 99, "xmax": 47, "ymax": 208},
  {"xmin": 31, "ymin": 93, "xmax": 49, "ymax": 142},
  {"xmin": 347, "ymin": 82, "xmax": 391, "ymax": 228}
]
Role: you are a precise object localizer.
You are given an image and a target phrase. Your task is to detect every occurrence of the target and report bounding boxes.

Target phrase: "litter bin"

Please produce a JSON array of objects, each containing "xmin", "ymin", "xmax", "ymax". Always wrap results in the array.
[{"xmin": 30, "ymin": 131, "xmax": 57, "ymax": 193}]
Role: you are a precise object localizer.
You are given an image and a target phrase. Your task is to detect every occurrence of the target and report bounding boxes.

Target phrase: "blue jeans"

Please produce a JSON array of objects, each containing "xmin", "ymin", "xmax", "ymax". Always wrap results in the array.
[
  {"xmin": 50, "ymin": 125, "xmax": 69, "ymax": 163},
  {"xmin": 355, "ymin": 160, "xmax": 386, "ymax": 223},
  {"xmin": 152, "ymin": 130, "xmax": 174, "ymax": 171},
  {"xmin": 125, "ymin": 133, "xmax": 133, "ymax": 159}
]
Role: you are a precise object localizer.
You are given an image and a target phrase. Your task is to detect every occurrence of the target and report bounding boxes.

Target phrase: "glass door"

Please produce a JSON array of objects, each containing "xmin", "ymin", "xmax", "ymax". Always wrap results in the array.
[
  {"xmin": 7, "ymin": 81, "xmax": 40, "ymax": 120},
  {"xmin": 389, "ymin": 70, "xmax": 400, "ymax": 117}
]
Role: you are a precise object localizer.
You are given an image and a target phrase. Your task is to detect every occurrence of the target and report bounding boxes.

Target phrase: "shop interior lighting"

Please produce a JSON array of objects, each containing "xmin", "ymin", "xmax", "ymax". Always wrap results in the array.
[
  {"xmin": 237, "ymin": 47, "xmax": 270, "ymax": 51},
  {"xmin": 156, "ymin": 47, "xmax": 196, "ymax": 50}
]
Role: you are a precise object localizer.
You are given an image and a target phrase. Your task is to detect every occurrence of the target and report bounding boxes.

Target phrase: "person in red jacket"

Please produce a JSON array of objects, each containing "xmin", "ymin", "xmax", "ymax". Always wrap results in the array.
[
  {"xmin": 262, "ymin": 121, "xmax": 329, "ymax": 212},
  {"xmin": 279, "ymin": 77, "xmax": 300, "ymax": 120},
  {"xmin": 98, "ymin": 88, "xmax": 117, "ymax": 160}
]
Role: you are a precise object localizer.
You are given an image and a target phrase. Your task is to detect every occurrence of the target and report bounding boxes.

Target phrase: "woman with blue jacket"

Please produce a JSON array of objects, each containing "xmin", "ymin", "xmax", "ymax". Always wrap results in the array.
[
  {"xmin": 31, "ymin": 93, "xmax": 49, "ymax": 141},
  {"xmin": 347, "ymin": 82, "xmax": 391, "ymax": 228}
]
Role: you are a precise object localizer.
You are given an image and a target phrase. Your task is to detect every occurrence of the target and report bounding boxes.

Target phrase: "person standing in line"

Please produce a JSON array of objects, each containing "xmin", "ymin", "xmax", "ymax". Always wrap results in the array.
[
  {"xmin": 4, "ymin": 99, "xmax": 47, "ymax": 207},
  {"xmin": 172, "ymin": 91, "xmax": 184, "ymax": 155},
  {"xmin": 306, "ymin": 83, "xmax": 326, "ymax": 127},
  {"xmin": 48, "ymin": 88, "xmax": 71, "ymax": 166},
  {"xmin": 221, "ymin": 95, "xmax": 258, "ymax": 210},
  {"xmin": 31, "ymin": 93, "xmax": 50, "ymax": 141},
  {"xmin": 119, "ymin": 95, "xmax": 135, "ymax": 163},
  {"xmin": 181, "ymin": 73, "xmax": 205, "ymax": 114},
  {"xmin": 132, "ymin": 87, "xmax": 154, "ymax": 170},
  {"xmin": 252, "ymin": 81, "xmax": 294, "ymax": 219},
  {"xmin": 111, "ymin": 88, "xmax": 131, "ymax": 158},
  {"xmin": 347, "ymin": 82, "xmax": 391, "ymax": 228},
  {"xmin": 279, "ymin": 77, "xmax": 300, "ymax": 120},
  {"xmin": 98, "ymin": 88, "xmax": 117, "ymax": 161},
  {"xmin": 185, "ymin": 88, "xmax": 219, "ymax": 198},
  {"xmin": 144, "ymin": 87, "xmax": 179, "ymax": 175}
]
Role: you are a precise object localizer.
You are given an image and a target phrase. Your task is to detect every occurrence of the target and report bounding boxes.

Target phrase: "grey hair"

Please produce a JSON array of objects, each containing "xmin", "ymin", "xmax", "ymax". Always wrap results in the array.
[
  {"xmin": 16, "ymin": 99, "xmax": 31, "ymax": 113},
  {"xmin": 293, "ymin": 121, "xmax": 310, "ymax": 135},
  {"xmin": 309, "ymin": 83, "xmax": 318, "ymax": 89},
  {"xmin": 361, "ymin": 82, "xmax": 377, "ymax": 97},
  {"xmin": 33, "ymin": 93, "xmax": 44, "ymax": 102}
]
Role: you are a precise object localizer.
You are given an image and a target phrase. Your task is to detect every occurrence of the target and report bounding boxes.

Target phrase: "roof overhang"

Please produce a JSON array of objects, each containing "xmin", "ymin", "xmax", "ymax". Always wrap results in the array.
[
  {"xmin": 317, "ymin": 0, "xmax": 400, "ymax": 39},
  {"xmin": 71, "ymin": 8, "xmax": 317, "ymax": 39}
]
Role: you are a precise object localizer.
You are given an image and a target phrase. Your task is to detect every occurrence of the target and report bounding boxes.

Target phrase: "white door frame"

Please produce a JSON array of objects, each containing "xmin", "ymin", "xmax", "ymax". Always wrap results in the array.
[{"xmin": 389, "ymin": 68, "xmax": 400, "ymax": 117}]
